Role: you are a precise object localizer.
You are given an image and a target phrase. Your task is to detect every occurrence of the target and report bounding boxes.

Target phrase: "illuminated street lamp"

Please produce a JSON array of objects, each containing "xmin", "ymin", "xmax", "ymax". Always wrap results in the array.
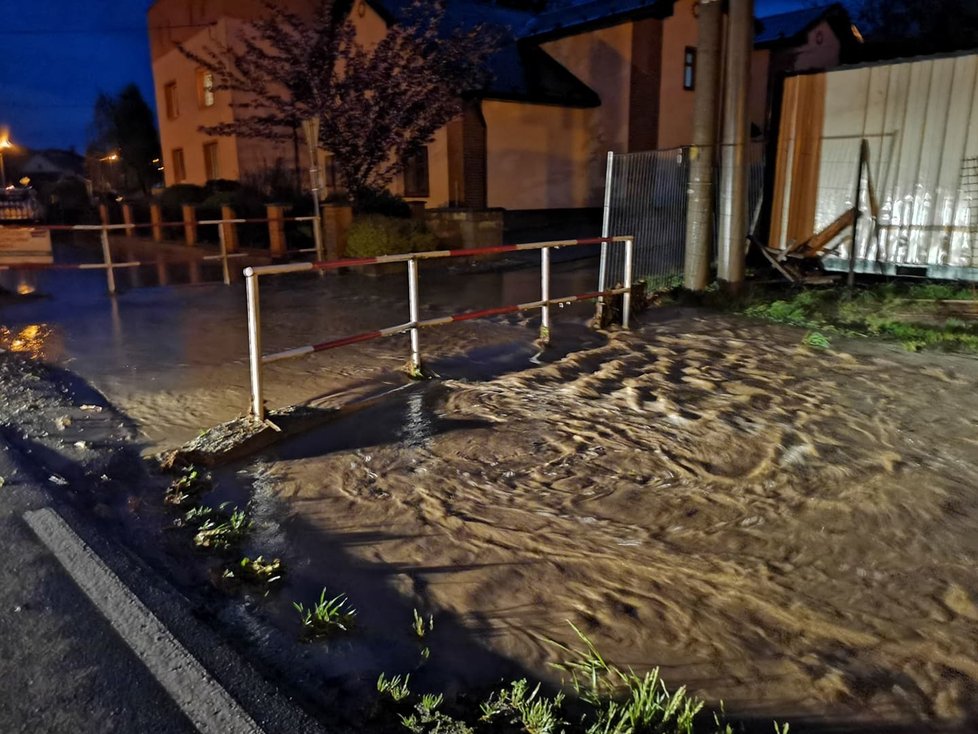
[
  {"xmin": 99, "ymin": 151, "xmax": 121, "ymax": 192},
  {"xmin": 0, "ymin": 132, "xmax": 14, "ymax": 189}
]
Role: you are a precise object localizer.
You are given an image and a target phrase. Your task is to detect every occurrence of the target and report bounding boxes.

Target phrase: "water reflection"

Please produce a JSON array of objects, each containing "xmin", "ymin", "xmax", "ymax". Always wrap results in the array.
[{"xmin": 0, "ymin": 323, "xmax": 56, "ymax": 359}]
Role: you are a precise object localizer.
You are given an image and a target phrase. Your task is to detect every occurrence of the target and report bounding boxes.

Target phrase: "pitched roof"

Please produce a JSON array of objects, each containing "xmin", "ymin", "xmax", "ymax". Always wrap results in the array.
[
  {"xmin": 520, "ymin": 0, "xmax": 674, "ymax": 42},
  {"xmin": 366, "ymin": 0, "xmax": 610, "ymax": 106},
  {"xmin": 755, "ymin": 3, "xmax": 851, "ymax": 48}
]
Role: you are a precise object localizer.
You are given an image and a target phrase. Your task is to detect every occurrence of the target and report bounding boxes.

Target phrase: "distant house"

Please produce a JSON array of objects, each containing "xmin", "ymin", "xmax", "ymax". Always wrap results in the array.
[
  {"xmin": 147, "ymin": 0, "xmax": 858, "ymax": 216},
  {"xmin": 19, "ymin": 149, "xmax": 86, "ymax": 185}
]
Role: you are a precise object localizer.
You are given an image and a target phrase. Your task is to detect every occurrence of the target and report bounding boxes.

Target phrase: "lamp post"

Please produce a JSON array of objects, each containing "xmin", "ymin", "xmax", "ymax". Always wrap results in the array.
[
  {"xmin": 0, "ymin": 133, "xmax": 13, "ymax": 189},
  {"xmin": 99, "ymin": 152, "xmax": 120, "ymax": 193}
]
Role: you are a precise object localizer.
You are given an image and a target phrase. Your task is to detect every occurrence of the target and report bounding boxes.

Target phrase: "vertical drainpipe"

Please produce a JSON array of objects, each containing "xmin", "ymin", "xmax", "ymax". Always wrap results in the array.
[
  {"xmin": 683, "ymin": 0, "xmax": 724, "ymax": 291},
  {"xmin": 717, "ymin": 0, "xmax": 754, "ymax": 292}
]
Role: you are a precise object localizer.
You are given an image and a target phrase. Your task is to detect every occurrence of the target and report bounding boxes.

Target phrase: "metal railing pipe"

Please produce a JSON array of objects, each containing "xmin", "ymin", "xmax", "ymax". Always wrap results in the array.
[
  {"xmin": 540, "ymin": 247, "xmax": 551, "ymax": 344},
  {"xmin": 622, "ymin": 238, "xmax": 634, "ymax": 329},
  {"xmin": 100, "ymin": 223, "xmax": 116, "ymax": 295},
  {"xmin": 245, "ymin": 268, "xmax": 265, "ymax": 421},
  {"xmin": 407, "ymin": 258, "xmax": 421, "ymax": 375}
]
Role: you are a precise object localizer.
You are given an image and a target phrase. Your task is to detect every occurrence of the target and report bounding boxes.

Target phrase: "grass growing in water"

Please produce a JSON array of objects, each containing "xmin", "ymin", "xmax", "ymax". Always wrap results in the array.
[
  {"xmin": 294, "ymin": 589, "xmax": 357, "ymax": 639},
  {"xmin": 193, "ymin": 505, "xmax": 252, "ymax": 550},
  {"xmin": 376, "ymin": 618, "xmax": 788, "ymax": 734},
  {"xmin": 713, "ymin": 280, "xmax": 978, "ymax": 354}
]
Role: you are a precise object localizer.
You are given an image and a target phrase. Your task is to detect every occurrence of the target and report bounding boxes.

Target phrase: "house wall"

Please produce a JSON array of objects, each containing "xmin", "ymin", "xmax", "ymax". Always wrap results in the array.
[
  {"xmin": 657, "ymin": 0, "xmax": 698, "ymax": 149},
  {"xmin": 483, "ymin": 101, "xmax": 589, "ymax": 210}
]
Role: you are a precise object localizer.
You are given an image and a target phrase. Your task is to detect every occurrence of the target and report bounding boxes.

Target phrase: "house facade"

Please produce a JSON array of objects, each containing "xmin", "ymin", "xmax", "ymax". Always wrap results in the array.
[{"xmin": 148, "ymin": 0, "xmax": 858, "ymax": 214}]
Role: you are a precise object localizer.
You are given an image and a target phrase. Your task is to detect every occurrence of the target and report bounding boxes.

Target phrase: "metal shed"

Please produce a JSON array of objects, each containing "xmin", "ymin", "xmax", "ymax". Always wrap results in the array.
[{"xmin": 770, "ymin": 50, "xmax": 978, "ymax": 279}]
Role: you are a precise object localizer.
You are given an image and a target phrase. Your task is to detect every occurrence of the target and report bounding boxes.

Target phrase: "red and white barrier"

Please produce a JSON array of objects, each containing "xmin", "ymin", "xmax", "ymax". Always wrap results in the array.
[{"xmin": 244, "ymin": 236, "xmax": 635, "ymax": 420}]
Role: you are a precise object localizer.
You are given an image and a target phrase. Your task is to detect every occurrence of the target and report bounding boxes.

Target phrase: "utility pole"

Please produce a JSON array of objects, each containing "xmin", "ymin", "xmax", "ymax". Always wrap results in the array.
[
  {"xmin": 683, "ymin": 0, "xmax": 724, "ymax": 291},
  {"xmin": 717, "ymin": 0, "xmax": 754, "ymax": 292}
]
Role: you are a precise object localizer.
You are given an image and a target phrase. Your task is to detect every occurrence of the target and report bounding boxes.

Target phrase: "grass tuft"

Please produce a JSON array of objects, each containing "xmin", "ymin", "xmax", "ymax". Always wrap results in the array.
[{"xmin": 293, "ymin": 589, "xmax": 357, "ymax": 639}]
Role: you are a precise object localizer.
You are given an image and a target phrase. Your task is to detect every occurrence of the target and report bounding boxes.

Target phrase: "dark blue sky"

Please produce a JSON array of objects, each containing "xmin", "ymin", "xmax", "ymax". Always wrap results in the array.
[{"xmin": 0, "ymin": 0, "xmax": 821, "ymax": 151}]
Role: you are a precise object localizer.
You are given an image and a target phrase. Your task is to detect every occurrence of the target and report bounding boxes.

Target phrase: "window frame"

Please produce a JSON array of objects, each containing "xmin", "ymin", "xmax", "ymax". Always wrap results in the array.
[
  {"xmin": 402, "ymin": 146, "xmax": 430, "ymax": 198},
  {"xmin": 164, "ymin": 81, "xmax": 180, "ymax": 120},
  {"xmin": 172, "ymin": 148, "xmax": 186, "ymax": 183},
  {"xmin": 196, "ymin": 69, "xmax": 216, "ymax": 108},
  {"xmin": 203, "ymin": 141, "xmax": 220, "ymax": 181},
  {"xmin": 683, "ymin": 47, "xmax": 697, "ymax": 91}
]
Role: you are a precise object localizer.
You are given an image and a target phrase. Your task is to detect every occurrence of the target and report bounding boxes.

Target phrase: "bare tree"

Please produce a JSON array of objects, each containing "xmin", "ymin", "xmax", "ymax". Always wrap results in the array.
[{"xmin": 183, "ymin": 0, "xmax": 499, "ymax": 205}]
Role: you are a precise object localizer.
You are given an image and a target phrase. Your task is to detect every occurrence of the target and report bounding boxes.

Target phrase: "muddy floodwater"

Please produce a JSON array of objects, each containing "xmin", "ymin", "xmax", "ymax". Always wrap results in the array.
[{"xmin": 3, "ymin": 249, "xmax": 978, "ymax": 731}]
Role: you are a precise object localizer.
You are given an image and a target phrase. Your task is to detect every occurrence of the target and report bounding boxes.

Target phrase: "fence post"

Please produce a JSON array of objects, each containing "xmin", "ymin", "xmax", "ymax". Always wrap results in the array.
[
  {"xmin": 267, "ymin": 205, "xmax": 286, "ymax": 259},
  {"xmin": 407, "ymin": 258, "xmax": 422, "ymax": 376},
  {"xmin": 150, "ymin": 203, "xmax": 163, "ymax": 242},
  {"xmin": 101, "ymin": 223, "xmax": 116, "ymax": 295},
  {"xmin": 596, "ymin": 151, "xmax": 614, "ymax": 324},
  {"xmin": 221, "ymin": 205, "xmax": 239, "ymax": 253},
  {"xmin": 848, "ymin": 139, "xmax": 867, "ymax": 291},
  {"xmin": 540, "ymin": 247, "xmax": 551, "ymax": 345},
  {"xmin": 218, "ymin": 217, "xmax": 231, "ymax": 286},
  {"xmin": 122, "ymin": 203, "xmax": 135, "ymax": 237},
  {"xmin": 245, "ymin": 268, "xmax": 265, "ymax": 421},
  {"xmin": 622, "ymin": 238, "xmax": 634, "ymax": 329},
  {"xmin": 182, "ymin": 204, "xmax": 197, "ymax": 246},
  {"xmin": 98, "ymin": 203, "xmax": 110, "ymax": 226}
]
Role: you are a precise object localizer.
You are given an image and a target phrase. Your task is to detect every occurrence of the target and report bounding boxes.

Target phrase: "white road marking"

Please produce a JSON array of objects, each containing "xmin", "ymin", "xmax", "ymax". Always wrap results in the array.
[{"xmin": 23, "ymin": 507, "xmax": 264, "ymax": 734}]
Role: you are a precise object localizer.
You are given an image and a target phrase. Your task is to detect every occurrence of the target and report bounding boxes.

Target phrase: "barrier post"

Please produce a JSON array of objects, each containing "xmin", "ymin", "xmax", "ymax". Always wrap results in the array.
[
  {"xmin": 540, "ymin": 247, "xmax": 551, "ymax": 344},
  {"xmin": 267, "ymin": 205, "xmax": 286, "ymax": 259},
  {"xmin": 122, "ymin": 203, "xmax": 135, "ymax": 237},
  {"xmin": 221, "ymin": 205, "xmax": 239, "ymax": 253},
  {"xmin": 622, "ymin": 238, "xmax": 634, "ymax": 329},
  {"xmin": 217, "ymin": 218, "xmax": 231, "ymax": 286},
  {"xmin": 182, "ymin": 204, "xmax": 197, "ymax": 246},
  {"xmin": 98, "ymin": 203, "xmax": 110, "ymax": 226},
  {"xmin": 596, "ymin": 151, "xmax": 614, "ymax": 323},
  {"xmin": 245, "ymin": 268, "xmax": 265, "ymax": 420},
  {"xmin": 150, "ymin": 203, "xmax": 163, "ymax": 242},
  {"xmin": 100, "ymin": 224, "xmax": 116, "ymax": 295},
  {"xmin": 407, "ymin": 258, "xmax": 422, "ymax": 376}
]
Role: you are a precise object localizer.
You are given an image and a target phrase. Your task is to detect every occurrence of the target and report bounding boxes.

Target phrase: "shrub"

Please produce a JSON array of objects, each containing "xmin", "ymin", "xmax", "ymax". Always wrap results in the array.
[
  {"xmin": 347, "ymin": 214, "xmax": 439, "ymax": 258},
  {"xmin": 159, "ymin": 183, "xmax": 207, "ymax": 208},
  {"xmin": 355, "ymin": 188, "xmax": 411, "ymax": 218}
]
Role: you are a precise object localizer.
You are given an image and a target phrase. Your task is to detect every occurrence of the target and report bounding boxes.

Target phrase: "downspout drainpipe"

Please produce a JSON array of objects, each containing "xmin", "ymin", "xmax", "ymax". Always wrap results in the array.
[
  {"xmin": 717, "ymin": 0, "xmax": 753, "ymax": 292},
  {"xmin": 684, "ymin": 0, "xmax": 724, "ymax": 291}
]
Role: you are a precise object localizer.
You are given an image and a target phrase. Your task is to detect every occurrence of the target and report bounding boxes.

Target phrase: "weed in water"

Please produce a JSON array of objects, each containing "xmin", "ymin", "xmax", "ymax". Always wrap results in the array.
[
  {"xmin": 164, "ymin": 466, "xmax": 211, "ymax": 507},
  {"xmin": 401, "ymin": 692, "xmax": 473, "ymax": 734},
  {"xmin": 802, "ymin": 331, "xmax": 831, "ymax": 349},
  {"xmin": 193, "ymin": 506, "xmax": 252, "ymax": 550},
  {"xmin": 481, "ymin": 679, "xmax": 566, "ymax": 734},
  {"xmin": 378, "ymin": 673, "xmax": 412, "ymax": 702},
  {"xmin": 294, "ymin": 589, "xmax": 357, "ymax": 639},
  {"xmin": 223, "ymin": 555, "xmax": 284, "ymax": 587}
]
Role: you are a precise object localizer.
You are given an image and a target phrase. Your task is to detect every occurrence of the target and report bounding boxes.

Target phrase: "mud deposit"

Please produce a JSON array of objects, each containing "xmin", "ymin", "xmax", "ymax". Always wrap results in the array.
[{"xmin": 241, "ymin": 314, "xmax": 978, "ymax": 731}]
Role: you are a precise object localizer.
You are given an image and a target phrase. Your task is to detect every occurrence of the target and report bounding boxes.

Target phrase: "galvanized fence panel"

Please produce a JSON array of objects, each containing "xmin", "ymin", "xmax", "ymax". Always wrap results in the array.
[{"xmin": 603, "ymin": 143, "xmax": 765, "ymax": 289}]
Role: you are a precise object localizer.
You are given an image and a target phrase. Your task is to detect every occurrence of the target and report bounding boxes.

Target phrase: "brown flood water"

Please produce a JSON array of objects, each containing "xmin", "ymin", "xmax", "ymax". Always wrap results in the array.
[
  {"xmin": 246, "ymin": 312, "xmax": 978, "ymax": 731},
  {"xmin": 4, "ymin": 254, "xmax": 978, "ymax": 729}
]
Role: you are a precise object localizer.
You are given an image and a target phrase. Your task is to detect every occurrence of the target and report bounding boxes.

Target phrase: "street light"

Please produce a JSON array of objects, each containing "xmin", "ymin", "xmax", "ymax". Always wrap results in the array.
[
  {"xmin": 0, "ymin": 132, "xmax": 14, "ymax": 189},
  {"xmin": 99, "ymin": 151, "xmax": 120, "ymax": 192}
]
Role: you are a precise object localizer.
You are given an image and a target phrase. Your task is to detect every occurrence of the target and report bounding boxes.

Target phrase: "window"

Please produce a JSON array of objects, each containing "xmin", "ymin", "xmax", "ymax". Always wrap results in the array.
[
  {"xmin": 196, "ymin": 69, "xmax": 215, "ymax": 108},
  {"xmin": 402, "ymin": 147, "xmax": 430, "ymax": 198},
  {"xmin": 683, "ymin": 47, "xmax": 696, "ymax": 91},
  {"xmin": 164, "ymin": 81, "xmax": 179, "ymax": 119},
  {"xmin": 172, "ymin": 148, "xmax": 186, "ymax": 182},
  {"xmin": 203, "ymin": 142, "xmax": 220, "ymax": 181}
]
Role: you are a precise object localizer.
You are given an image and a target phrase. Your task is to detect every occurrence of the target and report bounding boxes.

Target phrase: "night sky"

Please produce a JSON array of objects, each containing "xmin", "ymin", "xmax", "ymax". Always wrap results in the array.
[{"xmin": 0, "ymin": 0, "xmax": 822, "ymax": 151}]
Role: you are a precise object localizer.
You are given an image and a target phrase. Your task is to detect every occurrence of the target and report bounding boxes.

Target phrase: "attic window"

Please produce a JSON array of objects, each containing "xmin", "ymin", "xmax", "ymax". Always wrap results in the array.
[{"xmin": 683, "ymin": 47, "xmax": 696, "ymax": 91}]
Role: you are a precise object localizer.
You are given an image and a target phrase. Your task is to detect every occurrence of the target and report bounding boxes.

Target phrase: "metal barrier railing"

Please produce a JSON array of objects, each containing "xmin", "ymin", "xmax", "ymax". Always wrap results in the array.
[
  {"xmin": 243, "ymin": 236, "xmax": 635, "ymax": 421},
  {"xmin": 0, "ymin": 215, "xmax": 322, "ymax": 293}
]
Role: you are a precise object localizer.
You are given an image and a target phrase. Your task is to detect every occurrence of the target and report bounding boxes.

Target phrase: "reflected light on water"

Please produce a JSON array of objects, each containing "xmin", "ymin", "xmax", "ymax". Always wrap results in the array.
[{"xmin": 0, "ymin": 324, "xmax": 53, "ymax": 359}]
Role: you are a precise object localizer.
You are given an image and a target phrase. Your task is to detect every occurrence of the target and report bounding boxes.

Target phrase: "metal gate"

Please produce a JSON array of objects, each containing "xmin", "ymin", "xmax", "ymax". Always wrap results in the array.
[{"xmin": 601, "ymin": 144, "xmax": 766, "ymax": 289}]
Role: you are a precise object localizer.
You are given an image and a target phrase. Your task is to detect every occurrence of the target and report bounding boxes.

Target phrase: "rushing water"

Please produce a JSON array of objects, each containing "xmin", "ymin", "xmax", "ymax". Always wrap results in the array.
[{"xmin": 3, "ymin": 245, "xmax": 978, "ymax": 731}]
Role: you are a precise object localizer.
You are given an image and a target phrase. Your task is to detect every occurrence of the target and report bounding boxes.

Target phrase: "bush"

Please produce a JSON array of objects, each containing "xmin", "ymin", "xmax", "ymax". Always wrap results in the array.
[
  {"xmin": 355, "ymin": 188, "xmax": 411, "ymax": 218},
  {"xmin": 159, "ymin": 184, "xmax": 207, "ymax": 208},
  {"xmin": 347, "ymin": 215, "xmax": 439, "ymax": 258}
]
